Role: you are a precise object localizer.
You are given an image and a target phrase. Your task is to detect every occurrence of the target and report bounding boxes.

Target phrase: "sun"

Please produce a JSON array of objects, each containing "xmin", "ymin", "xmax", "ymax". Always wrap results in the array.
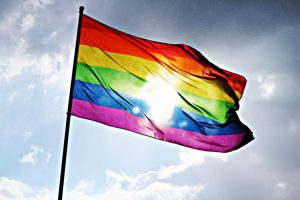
[{"xmin": 137, "ymin": 74, "xmax": 180, "ymax": 125}]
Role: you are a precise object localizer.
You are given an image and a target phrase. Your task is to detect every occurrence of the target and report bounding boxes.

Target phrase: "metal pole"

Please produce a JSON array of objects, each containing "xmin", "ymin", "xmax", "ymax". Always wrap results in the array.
[{"xmin": 58, "ymin": 6, "xmax": 84, "ymax": 200}]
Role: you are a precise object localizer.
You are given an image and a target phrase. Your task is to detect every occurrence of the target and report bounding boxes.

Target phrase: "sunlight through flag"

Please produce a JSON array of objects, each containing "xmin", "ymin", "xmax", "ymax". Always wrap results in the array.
[{"xmin": 71, "ymin": 14, "xmax": 254, "ymax": 152}]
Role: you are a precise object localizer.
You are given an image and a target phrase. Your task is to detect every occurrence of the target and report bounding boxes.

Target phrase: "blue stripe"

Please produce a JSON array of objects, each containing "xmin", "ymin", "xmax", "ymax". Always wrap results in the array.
[{"xmin": 73, "ymin": 80, "xmax": 251, "ymax": 136}]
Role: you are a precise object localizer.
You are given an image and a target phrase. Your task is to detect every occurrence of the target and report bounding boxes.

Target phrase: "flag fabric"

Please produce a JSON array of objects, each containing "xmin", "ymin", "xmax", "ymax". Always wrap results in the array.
[{"xmin": 71, "ymin": 14, "xmax": 254, "ymax": 152}]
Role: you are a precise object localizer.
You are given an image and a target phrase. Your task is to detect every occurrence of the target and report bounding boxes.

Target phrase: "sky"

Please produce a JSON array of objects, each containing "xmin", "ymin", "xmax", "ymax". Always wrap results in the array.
[{"xmin": 0, "ymin": 0, "xmax": 300, "ymax": 199}]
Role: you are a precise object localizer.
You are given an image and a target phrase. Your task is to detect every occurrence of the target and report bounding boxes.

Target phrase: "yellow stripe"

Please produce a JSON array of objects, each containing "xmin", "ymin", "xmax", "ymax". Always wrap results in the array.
[{"xmin": 78, "ymin": 45, "xmax": 240, "ymax": 102}]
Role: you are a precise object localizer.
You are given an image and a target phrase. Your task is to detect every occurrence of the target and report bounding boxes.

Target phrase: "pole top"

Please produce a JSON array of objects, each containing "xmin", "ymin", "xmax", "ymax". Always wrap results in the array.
[{"xmin": 79, "ymin": 6, "xmax": 84, "ymax": 13}]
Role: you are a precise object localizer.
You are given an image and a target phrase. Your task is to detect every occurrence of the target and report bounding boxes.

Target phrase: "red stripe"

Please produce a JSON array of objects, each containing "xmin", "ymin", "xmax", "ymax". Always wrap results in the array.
[{"xmin": 80, "ymin": 15, "xmax": 246, "ymax": 95}]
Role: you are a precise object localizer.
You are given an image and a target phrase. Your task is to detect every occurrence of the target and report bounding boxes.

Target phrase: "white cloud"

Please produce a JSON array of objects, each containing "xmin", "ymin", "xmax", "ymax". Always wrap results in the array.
[
  {"xmin": 0, "ymin": 7, "xmax": 21, "ymax": 34},
  {"xmin": 157, "ymin": 148, "xmax": 228, "ymax": 179},
  {"xmin": 0, "ymin": 0, "xmax": 52, "ymax": 34},
  {"xmin": 21, "ymin": 14, "xmax": 35, "ymax": 32},
  {"xmin": 6, "ymin": 148, "xmax": 218, "ymax": 199},
  {"xmin": 272, "ymin": 182, "xmax": 291, "ymax": 200},
  {"xmin": 27, "ymin": 84, "xmax": 36, "ymax": 90},
  {"xmin": 42, "ymin": 31, "xmax": 57, "ymax": 44},
  {"xmin": 45, "ymin": 152, "xmax": 52, "ymax": 163},
  {"xmin": 19, "ymin": 144, "xmax": 53, "ymax": 166},
  {"xmin": 50, "ymin": 31, "xmax": 57, "ymax": 38},
  {"xmin": 0, "ymin": 36, "xmax": 30, "ymax": 83},
  {"xmin": 0, "ymin": 0, "xmax": 69, "ymax": 90},
  {"xmin": 32, "ymin": 51, "xmax": 73, "ymax": 90},
  {"xmin": 104, "ymin": 148, "xmax": 228, "ymax": 193},
  {"xmin": 276, "ymin": 182, "xmax": 287, "ymax": 189},
  {"xmin": 0, "ymin": 44, "xmax": 73, "ymax": 90},
  {"xmin": 23, "ymin": 0, "xmax": 54, "ymax": 10},
  {"xmin": 26, "ymin": 188, "xmax": 55, "ymax": 200},
  {"xmin": 0, "ymin": 177, "xmax": 31, "ymax": 200},
  {"xmin": 0, "ymin": 177, "xmax": 202, "ymax": 200},
  {"xmin": 256, "ymin": 74, "xmax": 276, "ymax": 99},
  {"xmin": 19, "ymin": 145, "xmax": 44, "ymax": 166},
  {"xmin": 91, "ymin": 181, "xmax": 203, "ymax": 200},
  {"xmin": 3, "ymin": 147, "xmax": 299, "ymax": 200},
  {"xmin": 23, "ymin": 131, "xmax": 33, "ymax": 140},
  {"xmin": 179, "ymin": 148, "xmax": 229, "ymax": 163}
]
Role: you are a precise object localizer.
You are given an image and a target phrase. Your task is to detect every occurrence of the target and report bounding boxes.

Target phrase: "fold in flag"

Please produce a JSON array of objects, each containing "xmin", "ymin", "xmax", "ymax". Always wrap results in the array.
[{"xmin": 71, "ymin": 14, "xmax": 254, "ymax": 152}]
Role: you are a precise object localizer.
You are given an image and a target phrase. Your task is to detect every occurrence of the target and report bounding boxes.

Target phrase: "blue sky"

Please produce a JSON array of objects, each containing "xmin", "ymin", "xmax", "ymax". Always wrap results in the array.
[{"xmin": 0, "ymin": 0, "xmax": 300, "ymax": 199}]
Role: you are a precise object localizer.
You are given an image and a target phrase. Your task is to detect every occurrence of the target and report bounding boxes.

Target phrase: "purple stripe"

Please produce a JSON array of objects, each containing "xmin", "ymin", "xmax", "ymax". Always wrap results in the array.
[{"xmin": 71, "ymin": 99, "xmax": 252, "ymax": 152}]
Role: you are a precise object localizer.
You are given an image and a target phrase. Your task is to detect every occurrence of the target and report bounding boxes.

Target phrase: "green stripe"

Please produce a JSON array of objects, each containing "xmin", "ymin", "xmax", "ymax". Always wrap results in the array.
[{"xmin": 75, "ymin": 62, "xmax": 235, "ymax": 123}]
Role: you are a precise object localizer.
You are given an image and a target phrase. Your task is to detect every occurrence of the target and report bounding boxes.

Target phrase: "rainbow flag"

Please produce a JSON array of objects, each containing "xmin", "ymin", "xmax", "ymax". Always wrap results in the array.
[{"xmin": 71, "ymin": 14, "xmax": 254, "ymax": 152}]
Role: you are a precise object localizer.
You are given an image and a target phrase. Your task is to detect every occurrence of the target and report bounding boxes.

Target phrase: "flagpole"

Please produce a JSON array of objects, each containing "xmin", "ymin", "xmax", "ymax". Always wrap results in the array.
[{"xmin": 58, "ymin": 6, "xmax": 84, "ymax": 200}]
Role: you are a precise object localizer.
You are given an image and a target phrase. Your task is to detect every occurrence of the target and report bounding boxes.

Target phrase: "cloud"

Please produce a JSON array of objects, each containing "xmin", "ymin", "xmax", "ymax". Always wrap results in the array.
[
  {"xmin": 0, "ymin": 9, "xmax": 20, "ymax": 34},
  {"xmin": 276, "ymin": 182, "xmax": 286, "ymax": 189},
  {"xmin": 21, "ymin": 14, "xmax": 35, "ymax": 32},
  {"xmin": 101, "ymin": 173, "xmax": 203, "ymax": 200},
  {"xmin": 3, "ymin": 144, "xmax": 300, "ymax": 200},
  {"xmin": 0, "ymin": 40, "xmax": 73, "ymax": 90},
  {"xmin": 0, "ymin": 44, "xmax": 28, "ymax": 81},
  {"xmin": 92, "ymin": 182, "xmax": 203, "ymax": 200},
  {"xmin": 0, "ymin": 177, "xmax": 31, "ymax": 200},
  {"xmin": 0, "ymin": 176, "xmax": 202, "ymax": 200},
  {"xmin": 0, "ymin": 0, "xmax": 52, "ymax": 35},
  {"xmin": 157, "ymin": 148, "xmax": 228, "ymax": 179},
  {"xmin": 18, "ymin": 145, "xmax": 44, "ymax": 166},
  {"xmin": 0, "ymin": 176, "xmax": 56, "ymax": 200},
  {"xmin": 4, "ymin": 148, "xmax": 217, "ymax": 200},
  {"xmin": 27, "ymin": 84, "xmax": 36, "ymax": 90},
  {"xmin": 22, "ymin": 0, "xmax": 53, "ymax": 10},
  {"xmin": 18, "ymin": 144, "xmax": 52, "ymax": 166},
  {"xmin": 31, "ymin": 50, "xmax": 73, "ymax": 90},
  {"xmin": 45, "ymin": 152, "xmax": 52, "ymax": 163},
  {"xmin": 42, "ymin": 31, "xmax": 57, "ymax": 44},
  {"xmin": 22, "ymin": 131, "xmax": 33, "ymax": 140},
  {"xmin": 0, "ymin": 0, "xmax": 71, "ymax": 90},
  {"xmin": 256, "ymin": 74, "xmax": 276, "ymax": 99},
  {"xmin": 104, "ymin": 148, "xmax": 228, "ymax": 191}
]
